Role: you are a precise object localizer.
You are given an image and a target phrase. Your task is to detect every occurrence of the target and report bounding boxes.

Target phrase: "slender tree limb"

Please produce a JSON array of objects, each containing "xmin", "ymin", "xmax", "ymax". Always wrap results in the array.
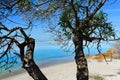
[
  {"xmin": 1, "ymin": 36, "xmax": 20, "ymax": 45},
  {"xmin": 0, "ymin": 26, "xmax": 28, "ymax": 39},
  {"xmin": 0, "ymin": 0, "xmax": 21, "ymax": 9},
  {"xmin": 0, "ymin": 39, "xmax": 13, "ymax": 58},
  {"xmin": 70, "ymin": 0, "xmax": 79, "ymax": 28},
  {"xmin": 34, "ymin": 0, "xmax": 50, "ymax": 7},
  {"xmin": 83, "ymin": 35, "xmax": 104, "ymax": 42},
  {"xmin": 97, "ymin": 40, "xmax": 108, "ymax": 64},
  {"xmin": 67, "ymin": 20, "xmax": 75, "ymax": 33},
  {"xmin": 88, "ymin": 0, "xmax": 106, "ymax": 20}
]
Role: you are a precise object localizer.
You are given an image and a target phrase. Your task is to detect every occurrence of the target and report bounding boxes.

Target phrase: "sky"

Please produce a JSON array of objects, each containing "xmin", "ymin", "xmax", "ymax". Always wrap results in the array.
[
  {"xmin": 101, "ymin": 0, "xmax": 120, "ymax": 31},
  {"xmin": 3, "ymin": 0, "xmax": 120, "ymax": 43},
  {"xmin": 35, "ymin": 0, "xmax": 120, "ymax": 43}
]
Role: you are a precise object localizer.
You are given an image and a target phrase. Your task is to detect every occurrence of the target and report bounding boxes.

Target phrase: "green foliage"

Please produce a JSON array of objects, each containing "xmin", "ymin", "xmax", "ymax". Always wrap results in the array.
[
  {"xmin": 58, "ymin": 8, "xmax": 73, "ymax": 40},
  {"xmin": 58, "ymin": 9, "xmax": 72, "ymax": 28},
  {"xmin": 57, "ymin": 1, "xmax": 115, "ymax": 41},
  {"xmin": 17, "ymin": 0, "xmax": 31, "ymax": 12},
  {"xmin": 91, "ymin": 11, "xmax": 115, "ymax": 40}
]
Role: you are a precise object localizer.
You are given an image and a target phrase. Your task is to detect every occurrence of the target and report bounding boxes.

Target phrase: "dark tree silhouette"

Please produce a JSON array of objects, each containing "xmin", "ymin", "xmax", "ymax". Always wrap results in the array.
[
  {"xmin": 0, "ymin": 0, "xmax": 50, "ymax": 80},
  {"xmin": 39, "ymin": 0, "xmax": 118, "ymax": 80},
  {"xmin": 0, "ymin": 25, "xmax": 47, "ymax": 80}
]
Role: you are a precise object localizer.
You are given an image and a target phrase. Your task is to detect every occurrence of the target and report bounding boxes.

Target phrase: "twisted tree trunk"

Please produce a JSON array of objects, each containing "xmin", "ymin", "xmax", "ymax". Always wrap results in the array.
[
  {"xmin": 23, "ymin": 58, "xmax": 47, "ymax": 80},
  {"xmin": 19, "ymin": 38, "xmax": 47, "ymax": 80},
  {"xmin": 73, "ymin": 34, "xmax": 89, "ymax": 80}
]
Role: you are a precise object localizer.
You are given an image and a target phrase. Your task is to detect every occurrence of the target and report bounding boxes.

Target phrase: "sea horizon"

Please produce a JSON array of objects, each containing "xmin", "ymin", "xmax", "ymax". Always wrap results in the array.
[{"xmin": 0, "ymin": 42, "xmax": 111, "ymax": 74}]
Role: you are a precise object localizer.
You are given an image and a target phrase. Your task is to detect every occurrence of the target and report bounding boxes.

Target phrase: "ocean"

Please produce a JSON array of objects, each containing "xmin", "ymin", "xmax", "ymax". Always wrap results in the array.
[{"xmin": 0, "ymin": 42, "xmax": 111, "ymax": 74}]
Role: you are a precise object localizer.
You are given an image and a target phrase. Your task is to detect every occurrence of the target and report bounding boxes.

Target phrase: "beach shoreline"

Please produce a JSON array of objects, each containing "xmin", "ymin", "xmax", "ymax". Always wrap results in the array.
[
  {"xmin": 0, "ymin": 56, "xmax": 75, "ymax": 80},
  {"xmin": 1, "ymin": 58, "xmax": 120, "ymax": 80}
]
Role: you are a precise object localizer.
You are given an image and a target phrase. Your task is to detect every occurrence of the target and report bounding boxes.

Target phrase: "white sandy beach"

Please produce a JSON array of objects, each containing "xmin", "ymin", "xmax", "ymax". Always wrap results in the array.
[{"xmin": 1, "ymin": 59, "xmax": 120, "ymax": 80}]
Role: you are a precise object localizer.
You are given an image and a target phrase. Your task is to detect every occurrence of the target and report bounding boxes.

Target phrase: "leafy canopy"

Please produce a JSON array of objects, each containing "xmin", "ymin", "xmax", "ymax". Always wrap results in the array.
[{"xmin": 44, "ymin": 0, "xmax": 116, "ymax": 51}]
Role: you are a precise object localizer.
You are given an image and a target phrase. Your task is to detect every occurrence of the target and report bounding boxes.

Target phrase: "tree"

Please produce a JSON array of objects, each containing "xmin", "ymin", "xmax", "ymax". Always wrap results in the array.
[
  {"xmin": 39, "ymin": 0, "xmax": 117, "ymax": 80},
  {"xmin": 0, "ymin": 1, "xmax": 48, "ymax": 79},
  {"xmin": 0, "ymin": 25, "xmax": 47, "ymax": 80}
]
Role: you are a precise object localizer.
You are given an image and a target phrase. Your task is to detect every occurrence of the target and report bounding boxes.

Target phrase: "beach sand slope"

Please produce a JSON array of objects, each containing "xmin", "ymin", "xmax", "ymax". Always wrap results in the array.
[{"xmin": 1, "ymin": 59, "xmax": 120, "ymax": 80}]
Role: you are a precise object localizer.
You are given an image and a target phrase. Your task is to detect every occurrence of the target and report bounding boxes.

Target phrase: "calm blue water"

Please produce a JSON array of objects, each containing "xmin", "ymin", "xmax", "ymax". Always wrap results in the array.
[
  {"xmin": 33, "ymin": 43, "xmax": 111, "ymax": 68},
  {"xmin": 0, "ymin": 42, "xmax": 111, "ymax": 74},
  {"xmin": 34, "ymin": 43, "xmax": 74, "ymax": 61}
]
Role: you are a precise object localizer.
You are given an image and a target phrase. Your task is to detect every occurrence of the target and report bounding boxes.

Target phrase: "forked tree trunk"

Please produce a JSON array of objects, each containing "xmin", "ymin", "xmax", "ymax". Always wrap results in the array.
[
  {"xmin": 19, "ymin": 38, "xmax": 47, "ymax": 80},
  {"xmin": 73, "ymin": 34, "xmax": 89, "ymax": 80}
]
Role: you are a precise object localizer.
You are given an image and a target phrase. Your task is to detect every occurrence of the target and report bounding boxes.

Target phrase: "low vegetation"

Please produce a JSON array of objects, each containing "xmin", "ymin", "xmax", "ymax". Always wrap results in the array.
[{"xmin": 90, "ymin": 75, "xmax": 104, "ymax": 80}]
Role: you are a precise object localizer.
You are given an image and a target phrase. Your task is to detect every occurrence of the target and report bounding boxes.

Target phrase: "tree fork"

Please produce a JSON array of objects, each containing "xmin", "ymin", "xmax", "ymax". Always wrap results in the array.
[{"xmin": 21, "ymin": 38, "xmax": 47, "ymax": 80}]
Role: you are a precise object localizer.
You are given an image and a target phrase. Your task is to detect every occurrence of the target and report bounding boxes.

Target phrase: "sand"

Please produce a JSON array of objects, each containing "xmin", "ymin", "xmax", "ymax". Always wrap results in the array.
[
  {"xmin": 1, "ymin": 59, "xmax": 120, "ymax": 80},
  {"xmin": 88, "ymin": 59, "xmax": 120, "ymax": 80}
]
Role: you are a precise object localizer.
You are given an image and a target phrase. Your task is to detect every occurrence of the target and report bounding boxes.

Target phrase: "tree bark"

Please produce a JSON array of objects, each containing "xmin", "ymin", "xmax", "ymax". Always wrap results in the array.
[
  {"xmin": 19, "ymin": 38, "xmax": 47, "ymax": 80},
  {"xmin": 22, "ymin": 58, "xmax": 47, "ymax": 80},
  {"xmin": 73, "ymin": 34, "xmax": 89, "ymax": 80}
]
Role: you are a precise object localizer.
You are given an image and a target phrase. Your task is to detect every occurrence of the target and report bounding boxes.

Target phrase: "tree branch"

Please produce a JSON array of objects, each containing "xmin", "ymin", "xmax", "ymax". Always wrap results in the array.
[
  {"xmin": 83, "ymin": 34, "xmax": 104, "ymax": 42},
  {"xmin": 67, "ymin": 20, "xmax": 75, "ymax": 33},
  {"xmin": 0, "ymin": 39, "xmax": 13, "ymax": 59},
  {"xmin": 1, "ymin": 36, "xmax": 20, "ymax": 47},
  {"xmin": 70, "ymin": 0, "xmax": 79, "ymax": 28},
  {"xmin": 0, "ymin": 26, "xmax": 29, "ymax": 39},
  {"xmin": 88, "ymin": 0, "xmax": 106, "ymax": 20},
  {"xmin": 34, "ymin": 0, "xmax": 50, "ymax": 7}
]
